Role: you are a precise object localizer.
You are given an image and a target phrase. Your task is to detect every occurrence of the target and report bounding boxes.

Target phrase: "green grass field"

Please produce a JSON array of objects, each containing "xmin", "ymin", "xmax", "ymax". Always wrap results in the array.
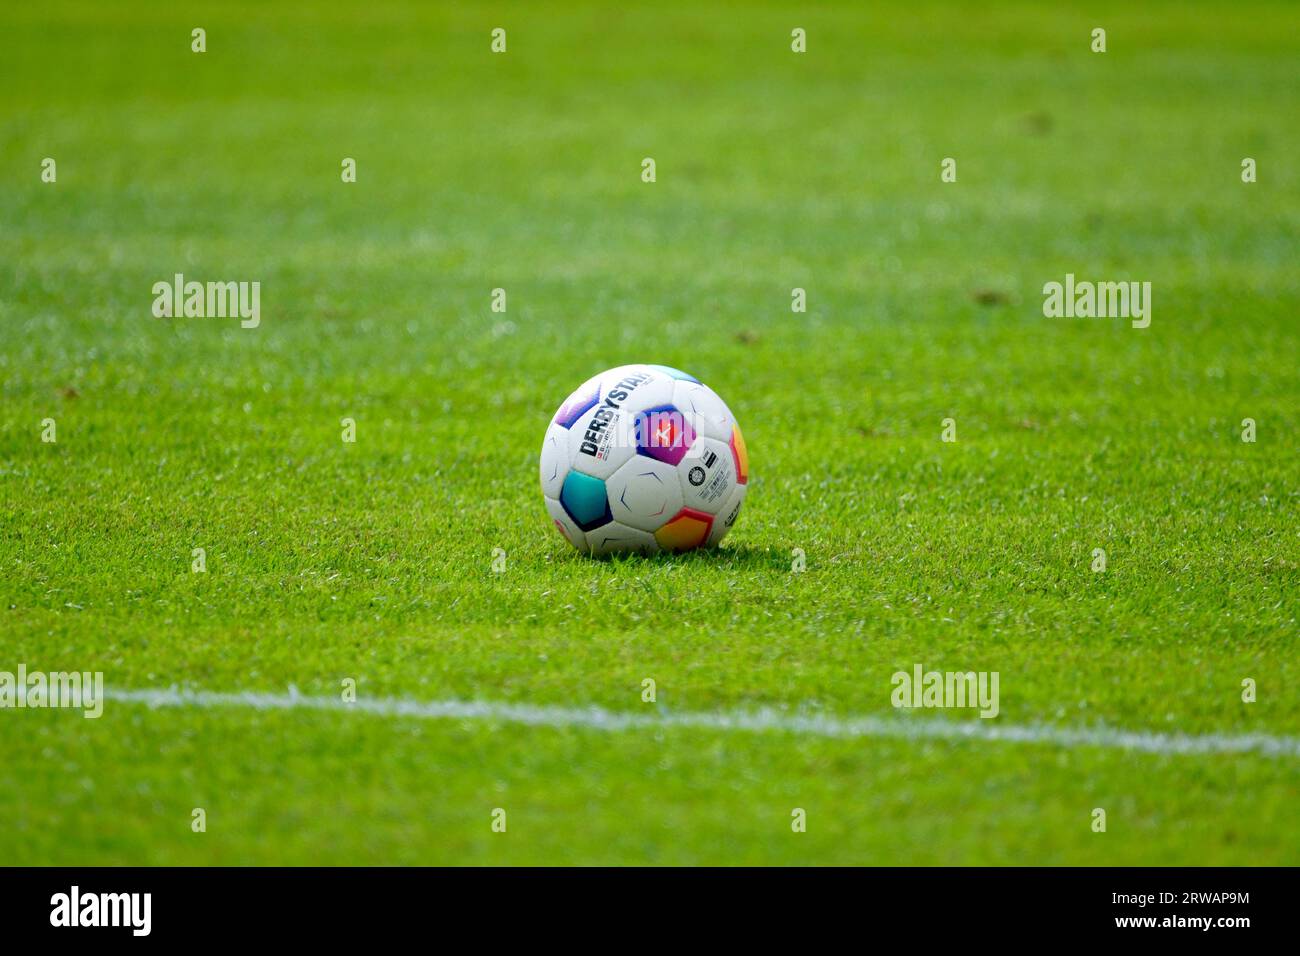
[{"xmin": 1, "ymin": 0, "xmax": 1297, "ymax": 865}]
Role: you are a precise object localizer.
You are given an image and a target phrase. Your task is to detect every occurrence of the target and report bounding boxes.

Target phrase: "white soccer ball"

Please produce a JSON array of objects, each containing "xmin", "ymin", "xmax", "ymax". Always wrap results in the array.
[{"xmin": 539, "ymin": 364, "xmax": 749, "ymax": 556}]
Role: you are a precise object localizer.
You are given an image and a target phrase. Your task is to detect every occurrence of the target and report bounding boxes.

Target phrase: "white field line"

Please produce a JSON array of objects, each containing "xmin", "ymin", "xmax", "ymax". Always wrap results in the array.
[{"xmin": 104, "ymin": 686, "xmax": 1300, "ymax": 758}]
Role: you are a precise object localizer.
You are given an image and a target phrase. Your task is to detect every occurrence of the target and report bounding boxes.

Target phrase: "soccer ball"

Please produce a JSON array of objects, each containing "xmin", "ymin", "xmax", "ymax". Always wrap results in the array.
[{"xmin": 539, "ymin": 364, "xmax": 749, "ymax": 556}]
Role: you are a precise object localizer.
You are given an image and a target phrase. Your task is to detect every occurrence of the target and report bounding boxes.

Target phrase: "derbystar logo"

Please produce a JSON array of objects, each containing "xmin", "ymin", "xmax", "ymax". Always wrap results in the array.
[{"xmin": 579, "ymin": 371, "xmax": 652, "ymax": 456}]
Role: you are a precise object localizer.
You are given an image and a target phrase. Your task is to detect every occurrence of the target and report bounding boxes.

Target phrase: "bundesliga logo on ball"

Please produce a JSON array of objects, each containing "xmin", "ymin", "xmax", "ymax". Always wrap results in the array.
[{"xmin": 539, "ymin": 365, "xmax": 749, "ymax": 556}]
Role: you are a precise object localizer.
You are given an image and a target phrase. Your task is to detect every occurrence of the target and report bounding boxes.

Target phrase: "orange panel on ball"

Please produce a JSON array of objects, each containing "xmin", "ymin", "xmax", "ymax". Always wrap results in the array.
[
  {"xmin": 653, "ymin": 507, "xmax": 714, "ymax": 551},
  {"xmin": 730, "ymin": 425, "xmax": 749, "ymax": 485}
]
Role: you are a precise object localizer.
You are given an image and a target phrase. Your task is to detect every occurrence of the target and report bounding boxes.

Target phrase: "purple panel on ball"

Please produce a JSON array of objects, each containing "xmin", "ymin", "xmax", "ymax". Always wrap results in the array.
[
  {"xmin": 636, "ymin": 404, "xmax": 695, "ymax": 467},
  {"xmin": 553, "ymin": 380, "xmax": 600, "ymax": 429}
]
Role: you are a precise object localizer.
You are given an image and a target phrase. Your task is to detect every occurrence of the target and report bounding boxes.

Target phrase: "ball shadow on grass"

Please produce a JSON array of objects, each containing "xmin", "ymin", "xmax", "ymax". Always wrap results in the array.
[{"xmin": 575, "ymin": 541, "xmax": 786, "ymax": 572}]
